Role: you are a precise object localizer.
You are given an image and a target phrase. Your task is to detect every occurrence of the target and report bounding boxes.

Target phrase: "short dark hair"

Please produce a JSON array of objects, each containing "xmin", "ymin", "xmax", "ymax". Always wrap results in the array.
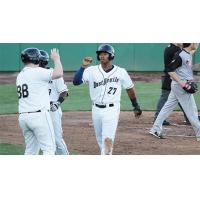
[{"xmin": 182, "ymin": 43, "xmax": 191, "ymax": 48}]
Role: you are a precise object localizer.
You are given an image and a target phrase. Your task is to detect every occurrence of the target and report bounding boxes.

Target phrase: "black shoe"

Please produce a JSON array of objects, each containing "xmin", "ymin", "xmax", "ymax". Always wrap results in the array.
[
  {"xmin": 198, "ymin": 116, "xmax": 200, "ymax": 121},
  {"xmin": 149, "ymin": 130, "xmax": 165, "ymax": 139},
  {"xmin": 162, "ymin": 120, "xmax": 170, "ymax": 126}
]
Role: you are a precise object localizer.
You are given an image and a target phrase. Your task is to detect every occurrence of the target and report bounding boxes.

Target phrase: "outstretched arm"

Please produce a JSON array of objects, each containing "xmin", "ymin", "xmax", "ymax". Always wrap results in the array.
[
  {"xmin": 73, "ymin": 57, "xmax": 93, "ymax": 85},
  {"xmin": 73, "ymin": 67, "xmax": 85, "ymax": 85},
  {"xmin": 51, "ymin": 49, "xmax": 64, "ymax": 80}
]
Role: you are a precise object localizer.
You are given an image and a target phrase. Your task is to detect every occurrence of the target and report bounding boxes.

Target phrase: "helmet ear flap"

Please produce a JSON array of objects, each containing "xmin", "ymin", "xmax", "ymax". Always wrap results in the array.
[
  {"xmin": 109, "ymin": 54, "xmax": 114, "ymax": 60},
  {"xmin": 97, "ymin": 54, "xmax": 100, "ymax": 61}
]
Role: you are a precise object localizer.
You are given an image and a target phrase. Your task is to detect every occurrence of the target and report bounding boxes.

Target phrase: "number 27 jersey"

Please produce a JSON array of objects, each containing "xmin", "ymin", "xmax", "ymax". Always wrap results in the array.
[{"xmin": 82, "ymin": 65, "xmax": 134, "ymax": 104}]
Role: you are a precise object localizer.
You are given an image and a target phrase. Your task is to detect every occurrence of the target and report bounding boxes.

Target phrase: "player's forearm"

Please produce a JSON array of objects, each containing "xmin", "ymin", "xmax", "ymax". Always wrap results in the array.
[
  {"xmin": 73, "ymin": 67, "xmax": 85, "ymax": 85},
  {"xmin": 126, "ymin": 88, "xmax": 142, "ymax": 117},
  {"xmin": 50, "ymin": 91, "xmax": 68, "ymax": 111},
  {"xmin": 52, "ymin": 59, "xmax": 63, "ymax": 80},
  {"xmin": 168, "ymin": 72, "xmax": 185, "ymax": 87},
  {"xmin": 126, "ymin": 88, "xmax": 139, "ymax": 108},
  {"xmin": 127, "ymin": 88, "xmax": 136, "ymax": 99},
  {"xmin": 58, "ymin": 91, "xmax": 69, "ymax": 104}
]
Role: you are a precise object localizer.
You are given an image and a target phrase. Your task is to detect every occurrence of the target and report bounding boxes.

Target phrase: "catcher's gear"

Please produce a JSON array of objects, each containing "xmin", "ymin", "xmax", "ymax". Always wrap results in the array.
[
  {"xmin": 96, "ymin": 44, "xmax": 115, "ymax": 61},
  {"xmin": 39, "ymin": 50, "xmax": 49, "ymax": 68},
  {"xmin": 50, "ymin": 101, "xmax": 60, "ymax": 112},
  {"xmin": 133, "ymin": 105, "xmax": 142, "ymax": 118},
  {"xmin": 21, "ymin": 48, "xmax": 41, "ymax": 65},
  {"xmin": 182, "ymin": 81, "xmax": 198, "ymax": 94}
]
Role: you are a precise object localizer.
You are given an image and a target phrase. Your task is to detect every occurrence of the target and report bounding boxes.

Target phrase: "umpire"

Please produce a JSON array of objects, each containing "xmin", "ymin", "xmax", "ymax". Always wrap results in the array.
[{"xmin": 154, "ymin": 43, "xmax": 189, "ymax": 125}]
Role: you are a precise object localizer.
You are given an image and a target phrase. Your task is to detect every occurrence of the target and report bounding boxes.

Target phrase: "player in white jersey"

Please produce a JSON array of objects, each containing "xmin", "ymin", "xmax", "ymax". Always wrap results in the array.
[
  {"xmin": 39, "ymin": 50, "xmax": 69, "ymax": 155},
  {"xmin": 16, "ymin": 48, "xmax": 64, "ymax": 155},
  {"xmin": 73, "ymin": 44, "xmax": 142, "ymax": 155}
]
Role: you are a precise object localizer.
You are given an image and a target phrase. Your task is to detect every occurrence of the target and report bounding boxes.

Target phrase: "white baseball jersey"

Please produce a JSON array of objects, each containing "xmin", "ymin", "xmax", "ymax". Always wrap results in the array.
[
  {"xmin": 16, "ymin": 66, "xmax": 53, "ymax": 113},
  {"xmin": 82, "ymin": 65, "xmax": 134, "ymax": 104},
  {"xmin": 48, "ymin": 77, "xmax": 68, "ymax": 102},
  {"xmin": 48, "ymin": 76, "xmax": 69, "ymax": 155}
]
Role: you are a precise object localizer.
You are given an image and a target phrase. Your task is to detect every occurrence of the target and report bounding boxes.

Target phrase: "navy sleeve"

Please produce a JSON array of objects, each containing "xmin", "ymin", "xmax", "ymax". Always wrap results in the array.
[
  {"xmin": 166, "ymin": 54, "xmax": 182, "ymax": 73},
  {"xmin": 73, "ymin": 67, "xmax": 85, "ymax": 85}
]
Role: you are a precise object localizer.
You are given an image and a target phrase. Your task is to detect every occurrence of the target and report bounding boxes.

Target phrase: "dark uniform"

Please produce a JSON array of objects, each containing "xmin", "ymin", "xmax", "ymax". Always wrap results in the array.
[{"xmin": 154, "ymin": 43, "xmax": 189, "ymax": 125}]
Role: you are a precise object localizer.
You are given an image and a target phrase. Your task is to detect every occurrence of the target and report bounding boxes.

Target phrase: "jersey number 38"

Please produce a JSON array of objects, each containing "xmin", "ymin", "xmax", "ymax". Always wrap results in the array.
[{"xmin": 17, "ymin": 84, "xmax": 29, "ymax": 99}]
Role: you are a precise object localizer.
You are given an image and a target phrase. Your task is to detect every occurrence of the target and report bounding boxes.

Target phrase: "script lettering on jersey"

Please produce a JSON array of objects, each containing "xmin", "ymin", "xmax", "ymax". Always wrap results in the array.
[{"xmin": 94, "ymin": 77, "xmax": 119, "ymax": 88}]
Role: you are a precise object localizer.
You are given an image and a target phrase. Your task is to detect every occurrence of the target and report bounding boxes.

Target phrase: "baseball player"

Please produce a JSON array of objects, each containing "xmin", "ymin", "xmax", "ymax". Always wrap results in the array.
[
  {"xmin": 73, "ymin": 44, "xmax": 142, "ymax": 155},
  {"xmin": 39, "ymin": 50, "xmax": 69, "ymax": 155},
  {"xmin": 150, "ymin": 43, "xmax": 200, "ymax": 140},
  {"xmin": 154, "ymin": 43, "xmax": 191, "ymax": 125},
  {"xmin": 16, "ymin": 48, "xmax": 64, "ymax": 155}
]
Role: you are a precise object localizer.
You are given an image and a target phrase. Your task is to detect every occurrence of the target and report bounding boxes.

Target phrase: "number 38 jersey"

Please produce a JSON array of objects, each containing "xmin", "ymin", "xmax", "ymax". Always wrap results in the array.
[
  {"xmin": 82, "ymin": 65, "xmax": 134, "ymax": 104},
  {"xmin": 16, "ymin": 66, "xmax": 53, "ymax": 113}
]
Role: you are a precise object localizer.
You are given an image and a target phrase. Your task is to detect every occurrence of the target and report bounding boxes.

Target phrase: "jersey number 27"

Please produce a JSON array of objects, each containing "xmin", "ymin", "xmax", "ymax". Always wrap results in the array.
[
  {"xmin": 17, "ymin": 84, "xmax": 29, "ymax": 99},
  {"xmin": 108, "ymin": 87, "xmax": 117, "ymax": 95}
]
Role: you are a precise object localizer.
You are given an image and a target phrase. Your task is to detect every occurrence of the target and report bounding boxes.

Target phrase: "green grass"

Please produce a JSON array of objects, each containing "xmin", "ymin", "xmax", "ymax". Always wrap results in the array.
[
  {"xmin": 1, "ymin": 82, "xmax": 200, "ymax": 114},
  {"xmin": 0, "ymin": 143, "xmax": 80, "ymax": 155},
  {"xmin": 0, "ymin": 84, "xmax": 19, "ymax": 114},
  {"xmin": 1, "ymin": 82, "xmax": 200, "ymax": 155},
  {"xmin": 0, "ymin": 143, "xmax": 25, "ymax": 155}
]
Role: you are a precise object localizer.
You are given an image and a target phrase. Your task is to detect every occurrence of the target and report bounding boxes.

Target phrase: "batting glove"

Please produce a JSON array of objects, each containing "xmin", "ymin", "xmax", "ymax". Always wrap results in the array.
[{"xmin": 50, "ymin": 101, "xmax": 60, "ymax": 112}]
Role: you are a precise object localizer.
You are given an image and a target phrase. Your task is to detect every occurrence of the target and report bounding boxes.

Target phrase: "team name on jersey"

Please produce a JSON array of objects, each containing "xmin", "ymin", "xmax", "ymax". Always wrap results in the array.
[{"xmin": 94, "ymin": 77, "xmax": 119, "ymax": 88}]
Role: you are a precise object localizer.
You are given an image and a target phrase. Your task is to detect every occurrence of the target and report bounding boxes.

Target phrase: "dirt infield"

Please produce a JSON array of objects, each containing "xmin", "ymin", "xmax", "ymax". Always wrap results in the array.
[
  {"xmin": 1, "ymin": 72, "xmax": 200, "ymax": 154},
  {"xmin": 1, "ymin": 111, "xmax": 200, "ymax": 155}
]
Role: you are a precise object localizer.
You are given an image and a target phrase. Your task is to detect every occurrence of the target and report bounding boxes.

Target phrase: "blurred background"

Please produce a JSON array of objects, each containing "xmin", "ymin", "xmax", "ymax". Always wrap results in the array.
[{"xmin": 1, "ymin": 43, "xmax": 200, "ymax": 72}]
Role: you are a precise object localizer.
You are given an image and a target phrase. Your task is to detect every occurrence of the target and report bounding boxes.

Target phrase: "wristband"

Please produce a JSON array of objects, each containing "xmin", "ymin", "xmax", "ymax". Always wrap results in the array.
[
  {"xmin": 58, "ymin": 96, "xmax": 65, "ymax": 104},
  {"xmin": 131, "ymin": 98, "xmax": 139, "ymax": 108}
]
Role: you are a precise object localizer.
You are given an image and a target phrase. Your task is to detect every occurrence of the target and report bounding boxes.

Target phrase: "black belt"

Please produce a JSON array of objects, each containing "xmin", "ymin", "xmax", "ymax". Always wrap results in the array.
[
  {"xmin": 95, "ymin": 103, "xmax": 114, "ymax": 108},
  {"xmin": 20, "ymin": 110, "xmax": 41, "ymax": 114}
]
